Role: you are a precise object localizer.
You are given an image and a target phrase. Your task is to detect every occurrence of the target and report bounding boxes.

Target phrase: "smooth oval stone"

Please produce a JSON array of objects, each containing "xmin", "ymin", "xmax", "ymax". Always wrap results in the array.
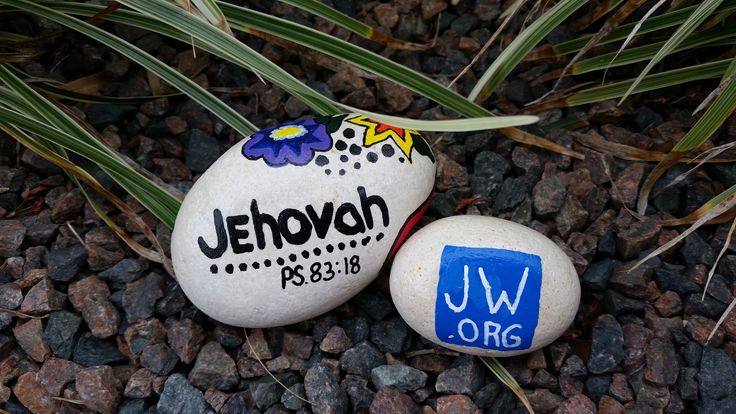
[
  {"xmin": 390, "ymin": 216, "xmax": 580, "ymax": 357},
  {"xmin": 172, "ymin": 114, "xmax": 435, "ymax": 327}
]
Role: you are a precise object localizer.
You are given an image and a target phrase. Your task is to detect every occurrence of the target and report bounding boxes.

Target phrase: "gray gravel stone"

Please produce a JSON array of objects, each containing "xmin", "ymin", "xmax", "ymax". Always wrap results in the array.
[
  {"xmin": 435, "ymin": 355, "xmax": 485, "ymax": 395},
  {"xmin": 46, "ymin": 243, "xmax": 87, "ymax": 282},
  {"xmin": 44, "ymin": 310, "xmax": 81, "ymax": 359},
  {"xmin": 340, "ymin": 340, "xmax": 385, "ymax": 378},
  {"xmin": 371, "ymin": 364, "xmax": 427, "ymax": 392},
  {"xmin": 98, "ymin": 258, "xmax": 147, "ymax": 283},
  {"xmin": 698, "ymin": 346, "xmax": 736, "ymax": 400},
  {"xmin": 588, "ymin": 314, "xmax": 624, "ymax": 374},
  {"xmin": 304, "ymin": 364, "xmax": 347, "ymax": 414},
  {"xmin": 157, "ymin": 373, "xmax": 214, "ymax": 414}
]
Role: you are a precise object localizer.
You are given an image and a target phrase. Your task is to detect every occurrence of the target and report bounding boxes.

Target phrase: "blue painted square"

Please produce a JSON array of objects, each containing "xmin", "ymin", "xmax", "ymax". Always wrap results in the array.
[{"xmin": 435, "ymin": 245, "xmax": 542, "ymax": 351}]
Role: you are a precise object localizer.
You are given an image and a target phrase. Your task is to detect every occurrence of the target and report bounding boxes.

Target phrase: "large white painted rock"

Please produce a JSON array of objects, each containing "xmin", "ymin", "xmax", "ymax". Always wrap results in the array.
[
  {"xmin": 390, "ymin": 216, "xmax": 580, "ymax": 357},
  {"xmin": 172, "ymin": 114, "xmax": 435, "ymax": 327}
]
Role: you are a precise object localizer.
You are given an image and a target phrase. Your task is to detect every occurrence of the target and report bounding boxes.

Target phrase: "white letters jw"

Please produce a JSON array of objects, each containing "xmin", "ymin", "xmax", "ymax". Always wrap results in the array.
[
  {"xmin": 444, "ymin": 264, "xmax": 529, "ymax": 315},
  {"xmin": 435, "ymin": 245, "xmax": 542, "ymax": 352}
]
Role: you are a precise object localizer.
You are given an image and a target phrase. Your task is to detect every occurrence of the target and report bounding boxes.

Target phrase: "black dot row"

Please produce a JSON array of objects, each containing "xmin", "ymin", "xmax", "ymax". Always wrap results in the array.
[{"xmin": 210, "ymin": 232, "xmax": 384, "ymax": 274}]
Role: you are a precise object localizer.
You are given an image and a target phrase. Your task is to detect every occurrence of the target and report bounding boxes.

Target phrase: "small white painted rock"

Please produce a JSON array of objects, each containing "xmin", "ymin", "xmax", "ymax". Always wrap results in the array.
[
  {"xmin": 390, "ymin": 216, "xmax": 580, "ymax": 357},
  {"xmin": 172, "ymin": 114, "xmax": 435, "ymax": 327}
]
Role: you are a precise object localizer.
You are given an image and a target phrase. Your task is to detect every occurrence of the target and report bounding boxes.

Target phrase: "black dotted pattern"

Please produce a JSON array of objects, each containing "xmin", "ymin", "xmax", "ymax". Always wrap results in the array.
[
  {"xmin": 317, "ymin": 125, "xmax": 408, "ymax": 176},
  {"xmin": 208, "ymin": 232, "xmax": 385, "ymax": 274}
]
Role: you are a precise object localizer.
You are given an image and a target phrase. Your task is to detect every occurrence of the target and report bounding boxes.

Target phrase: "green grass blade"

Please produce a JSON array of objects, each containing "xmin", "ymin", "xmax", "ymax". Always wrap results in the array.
[
  {"xmin": 0, "ymin": 65, "xmax": 180, "ymax": 227},
  {"xmin": 548, "ymin": 0, "xmax": 736, "ymax": 57},
  {"xmin": 336, "ymin": 103, "xmax": 538, "ymax": 130},
  {"xmin": 619, "ymin": 0, "xmax": 724, "ymax": 103},
  {"xmin": 114, "ymin": 0, "xmax": 339, "ymax": 116},
  {"xmin": 190, "ymin": 0, "xmax": 233, "ymax": 34},
  {"xmin": 217, "ymin": 1, "xmax": 492, "ymax": 118},
  {"xmin": 571, "ymin": 25, "xmax": 736, "ymax": 75},
  {"xmin": 563, "ymin": 59, "xmax": 730, "ymax": 106},
  {"xmin": 276, "ymin": 0, "xmax": 428, "ymax": 50},
  {"xmin": 480, "ymin": 357, "xmax": 535, "ymax": 414},
  {"xmin": 469, "ymin": 0, "xmax": 588, "ymax": 102},
  {"xmin": 673, "ymin": 57, "xmax": 736, "ymax": 152},
  {"xmin": 278, "ymin": 0, "xmax": 373, "ymax": 38},
  {"xmin": 0, "ymin": 103, "xmax": 179, "ymax": 227},
  {"xmin": 0, "ymin": 63, "xmax": 180, "ymax": 213},
  {"xmin": 27, "ymin": 2, "xmax": 544, "ymax": 136},
  {"xmin": 2, "ymin": 0, "xmax": 260, "ymax": 139},
  {"xmin": 43, "ymin": 1, "xmax": 494, "ymax": 118},
  {"xmin": 636, "ymin": 183, "xmax": 736, "ymax": 269}
]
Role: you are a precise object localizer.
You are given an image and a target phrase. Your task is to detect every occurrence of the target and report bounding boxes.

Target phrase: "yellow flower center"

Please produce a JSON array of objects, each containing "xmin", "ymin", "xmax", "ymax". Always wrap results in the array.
[{"xmin": 270, "ymin": 125, "xmax": 306, "ymax": 140}]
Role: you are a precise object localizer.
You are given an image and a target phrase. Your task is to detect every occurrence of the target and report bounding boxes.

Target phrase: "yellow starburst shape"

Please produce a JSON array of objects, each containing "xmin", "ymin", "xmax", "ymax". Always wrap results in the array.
[{"xmin": 348, "ymin": 115, "xmax": 419, "ymax": 162}]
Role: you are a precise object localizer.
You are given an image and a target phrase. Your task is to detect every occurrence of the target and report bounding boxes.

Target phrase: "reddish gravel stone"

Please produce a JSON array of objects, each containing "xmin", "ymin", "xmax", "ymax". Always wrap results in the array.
[
  {"xmin": 165, "ymin": 116, "xmax": 188, "ymax": 135},
  {"xmin": 0, "ymin": 353, "xmax": 21, "ymax": 384},
  {"xmin": 237, "ymin": 357, "xmax": 268, "ymax": 379},
  {"xmin": 373, "ymin": 3, "xmax": 399, "ymax": 28},
  {"xmin": 369, "ymin": 388, "xmax": 419, "ymax": 414},
  {"xmin": 568, "ymin": 232, "xmax": 598, "ymax": 260},
  {"xmin": 68, "ymin": 276, "xmax": 120, "ymax": 338},
  {"xmin": 75, "ymin": 365, "xmax": 121, "ymax": 414},
  {"xmin": 124, "ymin": 368, "xmax": 156, "ymax": 398},
  {"xmin": 0, "ymin": 384, "xmax": 9, "ymax": 403},
  {"xmin": 17, "ymin": 268, "xmax": 47, "ymax": 289},
  {"xmin": 436, "ymin": 153, "xmax": 469, "ymax": 191},
  {"xmin": 410, "ymin": 354, "xmax": 450, "ymax": 375},
  {"xmin": 153, "ymin": 158, "xmax": 192, "ymax": 183},
  {"xmin": 533, "ymin": 176, "xmax": 567, "ymax": 217},
  {"xmin": 556, "ymin": 394, "xmax": 596, "ymax": 414},
  {"xmin": 530, "ymin": 369, "xmax": 558, "ymax": 389},
  {"xmin": 0, "ymin": 220, "xmax": 26, "ymax": 257},
  {"xmin": 684, "ymin": 314, "xmax": 724, "ymax": 346},
  {"xmin": 112, "ymin": 365, "xmax": 136, "ymax": 387},
  {"xmin": 320, "ymin": 326, "xmax": 353, "ymax": 354},
  {"xmin": 50, "ymin": 189, "xmax": 85, "ymax": 223},
  {"xmin": 281, "ymin": 331, "xmax": 311, "ymax": 360},
  {"xmin": 85, "ymin": 227, "xmax": 125, "ymax": 271},
  {"xmin": 609, "ymin": 262, "xmax": 652, "ymax": 299},
  {"xmin": 526, "ymin": 388, "xmax": 564, "ymax": 414},
  {"xmin": 622, "ymin": 323, "xmax": 653, "ymax": 371},
  {"xmin": 377, "ymin": 80, "xmax": 414, "ymax": 113},
  {"xmin": 5, "ymin": 256, "xmax": 24, "ymax": 279},
  {"xmin": 13, "ymin": 371, "xmax": 59, "ymax": 414},
  {"xmin": 617, "ymin": 220, "xmax": 661, "ymax": 259},
  {"xmin": 555, "ymin": 195, "xmax": 589, "ymax": 238},
  {"xmin": 611, "ymin": 163, "xmax": 644, "ymax": 208},
  {"xmin": 327, "ymin": 67, "xmax": 366, "ymax": 93},
  {"xmin": 458, "ymin": 37, "xmax": 480, "ymax": 54},
  {"xmin": 0, "ymin": 283, "xmax": 22, "ymax": 309},
  {"xmin": 188, "ymin": 341, "xmax": 239, "ymax": 390},
  {"xmin": 19, "ymin": 278, "xmax": 65, "ymax": 315},
  {"xmin": 125, "ymin": 318, "xmax": 167, "ymax": 355},
  {"xmin": 559, "ymin": 373, "xmax": 584, "ymax": 397},
  {"xmin": 644, "ymin": 338, "xmax": 679, "ymax": 386},
  {"xmin": 167, "ymin": 318, "xmax": 205, "ymax": 364},
  {"xmin": 525, "ymin": 350, "xmax": 547, "ymax": 370},
  {"xmin": 14, "ymin": 319, "xmax": 50, "ymax": 362},
  {"xmin": 549, "ymin": 343, "xmax": 571, "ymax": 371},
  {"xmin": 36, "ymin": 357, "xmax": 81, "ymax": 396},
  {"xmin": 598, "ymin": 395, "xmax": 627, "ymax": 414},
  {"xmin": 654, "ymin": 290, "xmax": 682, "ymax": 317},
  {"xmin": 436, "ymin": 394, "xmax": 481, "ymax": 414},
  {"xmin": 609, "ymin": 373, "xmax": 633, "ymax": 402},
  {"xmin": 421, "ymin": 0, "xmax": 447, "ymax": 19},
  {"xmin": 204, "ymin": 387, "xmax": 230, "ymax": 412}
]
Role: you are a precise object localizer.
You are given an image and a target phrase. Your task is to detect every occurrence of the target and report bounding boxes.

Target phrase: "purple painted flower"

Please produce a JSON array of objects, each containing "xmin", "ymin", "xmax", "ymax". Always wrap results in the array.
[{"xmin": 242, "ymin": 118, "xmax": 331, "ymax": 166}]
